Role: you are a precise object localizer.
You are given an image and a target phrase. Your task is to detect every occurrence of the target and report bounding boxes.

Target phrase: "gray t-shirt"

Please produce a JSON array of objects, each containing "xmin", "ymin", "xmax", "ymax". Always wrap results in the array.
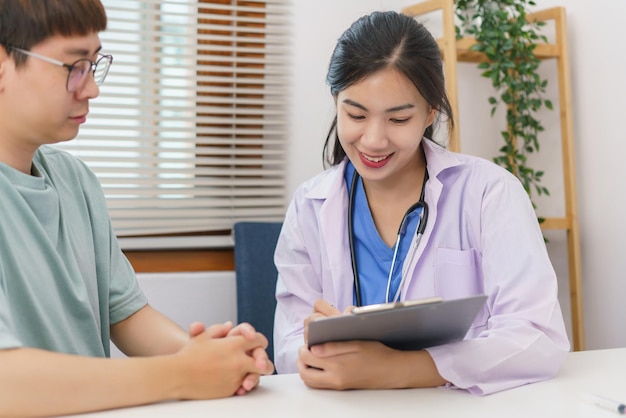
[{"xmin": 0, "ymin": 146, "xmax": 147, "ymax": 356}]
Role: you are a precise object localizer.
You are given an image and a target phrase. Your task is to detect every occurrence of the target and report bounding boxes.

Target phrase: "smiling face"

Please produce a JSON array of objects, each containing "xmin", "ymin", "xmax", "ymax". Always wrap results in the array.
[{"xmin": 336, "ymin": 67, "xmax": 437, "ymax": 189}]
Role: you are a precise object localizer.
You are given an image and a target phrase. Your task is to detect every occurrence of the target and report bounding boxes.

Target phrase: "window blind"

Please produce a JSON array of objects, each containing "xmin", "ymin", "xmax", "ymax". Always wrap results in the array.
[{"xmin": 56, "ymin": 0, "xmax": 290, "ymax": 245}]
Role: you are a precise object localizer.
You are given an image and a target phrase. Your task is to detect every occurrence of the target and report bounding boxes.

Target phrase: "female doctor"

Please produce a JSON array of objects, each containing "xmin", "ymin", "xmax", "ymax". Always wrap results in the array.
[{"xmin": 273, "ymin": 10, "xmax": 569, "ymax": 395}]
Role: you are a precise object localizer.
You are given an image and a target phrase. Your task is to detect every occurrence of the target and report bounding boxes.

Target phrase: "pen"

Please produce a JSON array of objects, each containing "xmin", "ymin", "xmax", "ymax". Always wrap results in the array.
[{"xmin": 587, "ymin": 393, "xmax": 626, "ymax": 415}]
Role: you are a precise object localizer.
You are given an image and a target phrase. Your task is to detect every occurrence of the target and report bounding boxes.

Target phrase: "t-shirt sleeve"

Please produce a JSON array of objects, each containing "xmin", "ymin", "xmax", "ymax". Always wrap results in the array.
[{"xmin": 106, "ymin": 227, "xmax": 148, "ymax": 325}]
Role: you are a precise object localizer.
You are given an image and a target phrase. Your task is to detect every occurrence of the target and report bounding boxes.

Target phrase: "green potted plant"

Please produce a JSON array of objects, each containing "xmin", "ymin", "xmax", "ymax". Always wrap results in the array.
[{"xmin": 454, "ymin": 0, "xmax": 553, "ymax": 213}]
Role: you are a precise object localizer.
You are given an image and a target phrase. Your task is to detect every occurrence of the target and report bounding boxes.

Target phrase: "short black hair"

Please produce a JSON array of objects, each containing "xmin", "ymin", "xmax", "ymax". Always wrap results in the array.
[{"xmin": 0, "ymin": 0, "xmax": 107, "ymax": 66}]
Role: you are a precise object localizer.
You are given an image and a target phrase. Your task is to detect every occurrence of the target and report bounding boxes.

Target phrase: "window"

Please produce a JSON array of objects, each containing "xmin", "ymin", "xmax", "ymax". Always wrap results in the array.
[{"xmin": 56, "ymin": 0, "xmax": 290, "ymax": 249}]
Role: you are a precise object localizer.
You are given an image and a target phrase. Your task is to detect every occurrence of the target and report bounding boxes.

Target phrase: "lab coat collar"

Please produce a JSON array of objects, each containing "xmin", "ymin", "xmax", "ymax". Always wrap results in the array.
[
  {"xmin": 303, "ymin": 138, "xmax": 464, "ymax": 202},
  {"xmin": 303, "ymin": 161, "xmax": 347, "ymax": 201},
  {"xmin": 422, "ymin": 138, "xmax": 463, "ymax": 180},
  {"xmin": 297, "ymin": 138, "xmax": 465, "ymax": 307}
]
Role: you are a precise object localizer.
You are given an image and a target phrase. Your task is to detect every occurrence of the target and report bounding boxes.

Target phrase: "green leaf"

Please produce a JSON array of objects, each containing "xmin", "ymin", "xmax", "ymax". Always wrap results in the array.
[{"xmin": 455, "ymin": 0, "xmax": 553, "ymax": 218}]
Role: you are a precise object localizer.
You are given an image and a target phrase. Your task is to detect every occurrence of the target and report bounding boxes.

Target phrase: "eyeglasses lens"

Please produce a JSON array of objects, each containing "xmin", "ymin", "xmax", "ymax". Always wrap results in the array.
[
  {"xmin": 93, "ymin": 56, "xmax": 111, "ymax": 86},
  {"xmin": 67, "ymin": 60, "xmax": 91, "ymax": 92},
  {"xmin": 67, "ymin": 56, "xmax": 111, "ymax": 92}
]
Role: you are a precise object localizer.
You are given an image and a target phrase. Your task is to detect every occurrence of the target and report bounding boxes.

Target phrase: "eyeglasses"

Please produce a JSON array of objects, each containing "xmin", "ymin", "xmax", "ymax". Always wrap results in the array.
[{"xmin": 9, "ymin": 47, "xmax": 113, "ymax": 93}]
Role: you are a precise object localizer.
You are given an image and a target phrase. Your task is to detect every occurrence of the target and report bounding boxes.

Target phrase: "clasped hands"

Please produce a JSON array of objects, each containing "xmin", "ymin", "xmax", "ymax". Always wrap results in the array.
[{"xmin": 181, "ymin": 320, "xmax": 274, "ymax": 398}]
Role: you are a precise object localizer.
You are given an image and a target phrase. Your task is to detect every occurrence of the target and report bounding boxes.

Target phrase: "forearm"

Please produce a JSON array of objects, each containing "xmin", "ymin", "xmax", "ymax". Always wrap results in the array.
[
  {"xmin": 111, "ymin": 304, "xmax": 188, "ymax": 357},
  {"xmin": 388, "ymin": 349, "xmax": 447, "ymax": 389},
  {"xmin": 0, "ymin": 347, "xmax": 182, "ymax": 418}
]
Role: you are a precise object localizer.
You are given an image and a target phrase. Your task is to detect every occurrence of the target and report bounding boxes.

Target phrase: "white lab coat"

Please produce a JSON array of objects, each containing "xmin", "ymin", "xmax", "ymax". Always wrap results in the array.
[{"xmin": 273, "ymin": 139, "xmax": 569, "ymax": 395}]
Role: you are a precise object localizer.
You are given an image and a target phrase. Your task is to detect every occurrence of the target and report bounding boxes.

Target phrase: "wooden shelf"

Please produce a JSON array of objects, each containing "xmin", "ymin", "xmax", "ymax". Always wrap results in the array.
[
  {"xmin": 403, "ymin": 1, "xmax": 585, "ymax": 351},
  {"xmin": 442, "ymin": 36, "xmax": 561, "ymax": 63}
]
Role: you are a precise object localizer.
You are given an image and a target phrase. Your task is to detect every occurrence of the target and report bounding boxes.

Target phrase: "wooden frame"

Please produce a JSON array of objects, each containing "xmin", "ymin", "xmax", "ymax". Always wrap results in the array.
[
  {"xmin": 403, "ymin": 1, "xmax": 585, "ymax": 351},
  {"xmin": 124, "ymin": 249, "xmax": 234, "ymax": 272}
]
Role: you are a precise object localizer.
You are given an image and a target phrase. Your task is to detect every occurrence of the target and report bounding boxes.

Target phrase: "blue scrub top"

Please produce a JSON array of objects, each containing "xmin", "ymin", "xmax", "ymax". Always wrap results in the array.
[{"xmin": 345, "ymin": 162, "xmax": 423, "ymax": 306}]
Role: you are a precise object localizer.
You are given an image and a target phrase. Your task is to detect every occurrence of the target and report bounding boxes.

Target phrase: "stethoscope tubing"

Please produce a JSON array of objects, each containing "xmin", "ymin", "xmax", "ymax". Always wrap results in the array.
[{"xmin": 349, "ymin": 167, "xmax": 429, "ymax": 307}]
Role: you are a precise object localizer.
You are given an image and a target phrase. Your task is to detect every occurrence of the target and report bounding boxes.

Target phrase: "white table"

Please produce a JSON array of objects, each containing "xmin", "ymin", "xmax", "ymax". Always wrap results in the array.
[{"xmin": 69, "ymin": 348, "xmax": 626, "ymax": 418}]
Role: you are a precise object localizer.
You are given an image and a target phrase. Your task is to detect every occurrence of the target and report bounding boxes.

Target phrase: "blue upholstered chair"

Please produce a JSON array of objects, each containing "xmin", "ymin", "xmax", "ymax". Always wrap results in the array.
[{"xmin": 233, "ymin": 221, "xmax": 283, "ymax": 366}]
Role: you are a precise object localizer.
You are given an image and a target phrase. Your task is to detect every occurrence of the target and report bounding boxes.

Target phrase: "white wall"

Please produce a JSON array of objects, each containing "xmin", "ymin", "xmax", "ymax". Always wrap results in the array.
[
  {"xmin": 111, "ymin": 272, "xmax": 237, "ymax": 357},
  {"xmin": 287, "ymin": 0, "xmax": 626, "ymax": 350}
]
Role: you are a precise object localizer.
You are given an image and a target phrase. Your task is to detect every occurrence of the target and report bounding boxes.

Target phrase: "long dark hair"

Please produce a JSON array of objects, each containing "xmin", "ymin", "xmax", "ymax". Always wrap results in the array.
[{"xmin": 322, "ymin": 11, "xmax": 454, "ymax": 167}]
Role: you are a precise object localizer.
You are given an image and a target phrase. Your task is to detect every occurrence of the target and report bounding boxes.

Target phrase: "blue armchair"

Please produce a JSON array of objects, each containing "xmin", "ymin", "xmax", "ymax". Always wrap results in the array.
[{"xmin": 233, "ymin": 221, "xmax": 283, "ymax": 366}]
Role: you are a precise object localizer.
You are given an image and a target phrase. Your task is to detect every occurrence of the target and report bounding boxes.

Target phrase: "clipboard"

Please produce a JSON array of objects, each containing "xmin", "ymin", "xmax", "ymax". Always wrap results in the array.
[{"xmin": 307, "ymin": 294, "xmax": 487, "ymax": 350}]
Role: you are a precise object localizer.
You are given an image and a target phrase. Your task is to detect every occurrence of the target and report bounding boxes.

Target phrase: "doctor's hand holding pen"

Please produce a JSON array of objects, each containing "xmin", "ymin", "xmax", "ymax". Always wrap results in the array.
[{"xmin": 303, "ymin": 300, "xmax": 348, "ymax": 347}]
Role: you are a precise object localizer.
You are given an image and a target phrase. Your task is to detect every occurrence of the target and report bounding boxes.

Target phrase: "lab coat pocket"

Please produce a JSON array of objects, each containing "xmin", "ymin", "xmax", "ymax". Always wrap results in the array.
[
  {"xmin": 434, "ymin": 247, "xmax": 483, "ymax": 298},
  {"xmin": 434, "ymin": 247, "xmax": 488, "ymax": 330}
]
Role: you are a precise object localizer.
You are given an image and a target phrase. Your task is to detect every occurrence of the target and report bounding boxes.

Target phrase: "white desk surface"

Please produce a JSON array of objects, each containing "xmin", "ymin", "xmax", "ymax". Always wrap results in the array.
[{"xmin": 69, "ymin": 347, "xmax": 626, "ymax": 418}]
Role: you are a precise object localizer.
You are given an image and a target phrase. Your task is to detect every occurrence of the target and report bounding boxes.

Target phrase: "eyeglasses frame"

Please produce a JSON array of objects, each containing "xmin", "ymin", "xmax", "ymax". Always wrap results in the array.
[{"xmin": 7, "ymin": 46, "xmax": 112, "ymax": 92}]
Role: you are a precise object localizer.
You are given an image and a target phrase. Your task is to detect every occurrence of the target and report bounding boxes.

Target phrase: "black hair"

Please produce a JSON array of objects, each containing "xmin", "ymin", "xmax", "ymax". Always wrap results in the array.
[
  {"xmin": 322, "ymin": 11, "xmax": 454, "ymax": 167},
  {"xmin": 0, "ymin": 0, "xmax": 107, "ymax": 66}
]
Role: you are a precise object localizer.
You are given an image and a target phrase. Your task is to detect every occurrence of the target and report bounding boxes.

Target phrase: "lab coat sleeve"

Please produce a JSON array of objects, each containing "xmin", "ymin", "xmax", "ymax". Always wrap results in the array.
[
  {"xmin": 426, "ymin": 173, "xmax": 570, "ymax": 395},
  {"xmin": 273, "ymin": 189, "xmax": 323, "ymax": 374}
]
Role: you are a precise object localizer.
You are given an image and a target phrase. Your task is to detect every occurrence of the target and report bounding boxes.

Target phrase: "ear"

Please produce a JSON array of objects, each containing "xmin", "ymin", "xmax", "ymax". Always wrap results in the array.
[
  {"xmin": 426, "ymin": 106, "xmax": 438, "ymax": 127},
  {"xmin": 0, "ymin": 46, "xmax": 12, "ymax": 91},
  {"xmin": 0, "ymin": 55, "xmax": 5, "ymax": 84},
  {"xmin": 0, "ymin": 43, "xmax": 8, "ymax": 62},
  {"xmin": 0, "ymin": 44, "xmax": 8, "ymax": 73},
  {"xmin": 0, "ymin": 55, "xmax": 5, "ymax": 89}
]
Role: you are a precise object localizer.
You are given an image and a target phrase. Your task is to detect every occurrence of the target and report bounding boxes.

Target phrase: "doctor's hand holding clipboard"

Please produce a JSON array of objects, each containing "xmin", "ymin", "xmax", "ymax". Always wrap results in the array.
[{"xmin": 298, "ymin": 300, "xmax": 446, "ymax": 390}]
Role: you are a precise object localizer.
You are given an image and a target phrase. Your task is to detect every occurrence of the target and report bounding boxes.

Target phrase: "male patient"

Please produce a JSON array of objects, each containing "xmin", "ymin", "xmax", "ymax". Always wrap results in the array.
[{"xmin": 0, "ymin": 1, "xmax": 273, "ymax": 416}]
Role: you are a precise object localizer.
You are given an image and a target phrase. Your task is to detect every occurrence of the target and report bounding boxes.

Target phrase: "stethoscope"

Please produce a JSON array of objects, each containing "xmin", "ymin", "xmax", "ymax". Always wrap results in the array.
[{"xmin": 348, "ymin": 167, "xmax": 429, "ymax": 307}]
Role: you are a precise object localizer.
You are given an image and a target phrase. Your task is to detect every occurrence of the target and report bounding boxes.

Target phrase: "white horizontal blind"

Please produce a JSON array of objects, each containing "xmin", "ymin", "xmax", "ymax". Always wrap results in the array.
[{"xmin": 57, "ymin": 0, "xmax": 290, "ymax": 240}]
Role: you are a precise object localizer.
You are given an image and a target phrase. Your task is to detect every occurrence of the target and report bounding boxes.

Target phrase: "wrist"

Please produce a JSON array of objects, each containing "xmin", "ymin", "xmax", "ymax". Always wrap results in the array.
[
  {"xmin": 148, "ymin": 354, "xmax": 188, "ymax": 401},
  {"xmin": 389, "ymin": 349, "xmax": 446, "ymax": 389}
]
